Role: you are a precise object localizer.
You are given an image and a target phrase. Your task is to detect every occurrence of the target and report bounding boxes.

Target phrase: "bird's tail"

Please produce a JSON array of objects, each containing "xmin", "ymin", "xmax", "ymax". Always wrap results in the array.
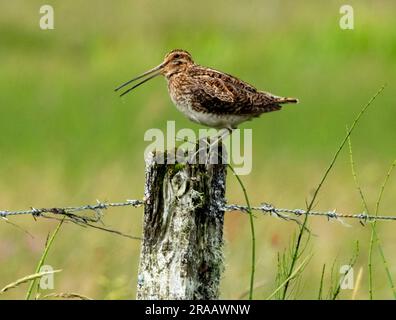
[{"xmin": 275, "ymin": 97, "xmax": 299, "ymax": 104}]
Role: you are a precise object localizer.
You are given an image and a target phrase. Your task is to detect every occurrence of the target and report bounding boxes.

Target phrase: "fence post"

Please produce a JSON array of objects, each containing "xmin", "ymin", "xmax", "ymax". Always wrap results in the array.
[{"xmin": 136, "ymin": 150, "xmax": 227, "ymax": 299}]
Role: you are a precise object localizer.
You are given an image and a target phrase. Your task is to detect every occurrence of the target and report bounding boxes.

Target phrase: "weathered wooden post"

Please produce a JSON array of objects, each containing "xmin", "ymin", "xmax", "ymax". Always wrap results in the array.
[{"xmin": 136, "ymin": 149, "xmax": 227, "ymax": 299}]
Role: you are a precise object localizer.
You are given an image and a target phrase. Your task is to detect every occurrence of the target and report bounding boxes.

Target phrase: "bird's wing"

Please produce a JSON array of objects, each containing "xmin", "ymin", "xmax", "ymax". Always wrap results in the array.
[
  {"xmin": 198, "ymin": 75, "xmax": 236, "ymax": 103},
  {"xmin": 188, "ymin": 67, "xmax": 285, "ymax": 115}
]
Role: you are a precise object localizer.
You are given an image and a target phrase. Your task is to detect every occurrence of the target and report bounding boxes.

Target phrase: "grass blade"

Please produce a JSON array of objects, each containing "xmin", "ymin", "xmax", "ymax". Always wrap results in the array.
[
  {"xmin": 281, "ymin": 85, "xmax": 386, "ymax": 299},
  {"xmin": 267, "ymin": 254, "xmax": 312, "ymax": 300},
  {"xmin": 318, "ymin": 264, "xmax": 326, "ymax": 300},
  {"xmin": 25, "ymin": 219, "xmax": 64, "ymax": 300},
  {"xmin": 348, "ymin": 135, "xmax": 396, "ymax": 298},
  {"xmin": 228, "ymin": 164, "xmax": 255, "ymax": 300},
  {"xmin": 1, "ymin": 270, "xmax": 61, "ymax": 294},
  {"xmin": 40, "ymin": 292, "xmax": 93, "ymax": 300},
  {"xmin": 331, "ymin": 241, "xmax": 359, "ymax": 300},
  {"xmin": 369, "ymin": 160, "xmax": 396, "ymax": 298}
]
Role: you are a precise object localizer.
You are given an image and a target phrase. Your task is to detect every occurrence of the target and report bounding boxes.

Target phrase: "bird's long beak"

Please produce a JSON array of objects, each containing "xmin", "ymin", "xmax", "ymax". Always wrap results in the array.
[{"xmin": 115, "ymin": 62, "xmax": 165, "ymax": 97}]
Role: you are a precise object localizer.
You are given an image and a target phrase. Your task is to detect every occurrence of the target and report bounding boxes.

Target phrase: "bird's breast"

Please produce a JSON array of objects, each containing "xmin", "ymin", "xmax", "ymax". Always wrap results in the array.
[{"xmin": 167, "ymin": 77, "xmax": 194, "ymax": 111}]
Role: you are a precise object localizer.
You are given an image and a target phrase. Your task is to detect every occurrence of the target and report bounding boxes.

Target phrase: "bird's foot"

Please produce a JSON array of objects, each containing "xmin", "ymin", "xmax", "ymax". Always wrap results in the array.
[{"xmin": 186, "ymin": 134, "xmax": 229, "ymax": 165}]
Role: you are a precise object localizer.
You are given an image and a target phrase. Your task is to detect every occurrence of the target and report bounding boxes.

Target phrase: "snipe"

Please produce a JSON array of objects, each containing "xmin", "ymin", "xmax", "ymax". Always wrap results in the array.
[{"xmin": 115, "ymin": 49, "xmax": 298, "ymax": 131}]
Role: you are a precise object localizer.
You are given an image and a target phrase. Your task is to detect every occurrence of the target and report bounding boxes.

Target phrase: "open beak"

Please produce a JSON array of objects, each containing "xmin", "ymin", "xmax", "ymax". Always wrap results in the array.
[{"xmin": 115, "ymin": 62, "xmax": 165, "ymax": 97}]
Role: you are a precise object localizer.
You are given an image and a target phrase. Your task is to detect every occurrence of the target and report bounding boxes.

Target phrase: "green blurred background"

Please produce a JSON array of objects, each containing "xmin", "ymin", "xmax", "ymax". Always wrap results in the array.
[{"xmin": 0, "ymin": 0, "xmax": 395, "ymax": 299}]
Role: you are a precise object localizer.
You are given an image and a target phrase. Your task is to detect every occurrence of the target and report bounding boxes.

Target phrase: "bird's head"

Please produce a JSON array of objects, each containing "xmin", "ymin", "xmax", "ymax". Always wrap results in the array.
[
  {"xmin": 161, "ymin": 49, "xmax": 194, "ymax": 78},
  {"xmin": 115, "ymin": 49, "xmax": 194, "ymax": 97}
]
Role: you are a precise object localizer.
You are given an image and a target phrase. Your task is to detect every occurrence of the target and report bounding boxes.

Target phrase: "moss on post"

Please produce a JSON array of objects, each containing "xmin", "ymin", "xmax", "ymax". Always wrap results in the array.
[{"xmin": 136, "ymin": 150, "xmax": 227, "ymax": 300}]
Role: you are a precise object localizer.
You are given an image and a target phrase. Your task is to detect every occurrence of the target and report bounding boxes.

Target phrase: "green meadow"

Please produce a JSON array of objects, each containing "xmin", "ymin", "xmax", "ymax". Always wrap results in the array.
[{"xmin": 0, "ymin": 0, "xmax": 395, "ymax": 299}]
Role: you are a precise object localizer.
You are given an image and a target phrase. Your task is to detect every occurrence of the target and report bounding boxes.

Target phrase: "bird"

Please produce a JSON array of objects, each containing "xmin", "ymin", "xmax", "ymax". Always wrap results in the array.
[{"xmin": 115, "ymin": 49, "xmax": 298, "ymax": 134}]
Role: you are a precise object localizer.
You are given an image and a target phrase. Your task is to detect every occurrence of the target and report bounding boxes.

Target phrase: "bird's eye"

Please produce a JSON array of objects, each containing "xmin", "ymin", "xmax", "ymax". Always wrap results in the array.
[{"xmin": 174, "ymin": 54, "xmax": 180, "ymax": 58}]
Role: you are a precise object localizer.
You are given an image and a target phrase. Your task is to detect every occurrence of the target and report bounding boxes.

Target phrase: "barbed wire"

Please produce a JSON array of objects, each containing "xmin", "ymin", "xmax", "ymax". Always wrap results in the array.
[
  {"xmin": 1, "ymin": 199, "xmax": 395, "ymax": 224},
  {"xmin": 224, "ymin": 204, "xmax": 396, "ymax": 224},
  {"xmin": 0, "ymin": 200, "xmax": 145, "ymax": 240},
  {"xmin": 0, "ymin": 200, "xmax": 144, "ymax": 218}
]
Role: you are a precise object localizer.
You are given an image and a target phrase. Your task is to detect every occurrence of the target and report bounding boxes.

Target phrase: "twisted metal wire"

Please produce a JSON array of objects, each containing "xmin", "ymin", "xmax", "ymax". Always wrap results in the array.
[
  {"xmin": 224, "ymin": 204, "xmax": 396, "ymax": 223},
  {"xmin": 1, "ymin": 199, "xmax": 395, "ymax": 223},
  {"xmin": 0, "ymin": 200, "xmax": 144, "ymax": 218}
]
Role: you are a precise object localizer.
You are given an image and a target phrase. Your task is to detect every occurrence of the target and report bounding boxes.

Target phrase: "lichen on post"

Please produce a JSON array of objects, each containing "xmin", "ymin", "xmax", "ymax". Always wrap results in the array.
[{"xmin": 136, "ymin": 148, "xmax": 227, "ymax": 300}]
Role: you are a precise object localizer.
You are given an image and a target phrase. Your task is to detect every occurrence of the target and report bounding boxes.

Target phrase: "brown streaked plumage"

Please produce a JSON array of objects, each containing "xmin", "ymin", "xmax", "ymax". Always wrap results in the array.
[{"xmin": 115, "ymin": 49, "xmax": 298, "ymax": 130}]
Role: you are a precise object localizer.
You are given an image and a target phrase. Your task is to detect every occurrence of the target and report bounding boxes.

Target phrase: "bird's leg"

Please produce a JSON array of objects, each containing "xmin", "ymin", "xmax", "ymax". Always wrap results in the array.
[
  {"xmin": 174, "ymin": 135, "xmax": 214, "ymax": 164},
  {"xmin": 188, "ymin": 129, "xmax": 229, "ymax": 164},
  {"xmin": 187, "ymin": 128, "xmax": 233, "ymax": 164},
  {"xmin": 186, "ymin": 136, "xmax": 209, "ymax": 164},
  {"xmin": 187, "ymin": 128, "xmax": 232, "ymax": 165},
  {"xmin": 205, "ymin": 128, "xmax": 233, "ymax": 165}
]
